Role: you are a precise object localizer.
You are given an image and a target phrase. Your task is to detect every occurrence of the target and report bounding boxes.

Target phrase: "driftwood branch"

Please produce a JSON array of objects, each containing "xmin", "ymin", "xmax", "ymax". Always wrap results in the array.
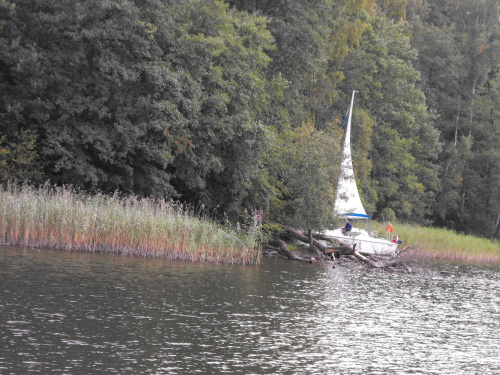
[
  {"xmin": 267, "ymin": 239, "xmax": 317, "ymax": 263},
  {"xmin": 280, "ymin": 224, "xmax": 344, "ymax": 254},
  {"xmin": 352, "ymin": 250, "xmax": 384, "ymax": 268}
]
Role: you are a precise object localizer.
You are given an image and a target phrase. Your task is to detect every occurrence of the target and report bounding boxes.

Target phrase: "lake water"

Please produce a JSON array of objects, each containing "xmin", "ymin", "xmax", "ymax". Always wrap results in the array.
[{"xmin": 1, "ymin": 245, "xmax": 499, "ymax": 374}]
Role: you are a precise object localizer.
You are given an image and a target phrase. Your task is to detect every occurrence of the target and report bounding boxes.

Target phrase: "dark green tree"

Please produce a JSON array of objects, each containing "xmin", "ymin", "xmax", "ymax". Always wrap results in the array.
[
  {"xmin": 265, "ymin": 120, "xmax": 343, "ymax": 232},
  {"xmin": 162, "ymin": 1, "xmax": 284, "ymax": 212},
  {"xmin": 1, "ymin": 0, "xmax": 180, "ymax": 196},
  {"xmin": 472, "ymin": 73, "xmax": 500, "ymax": 238},
  {"xmin": 0, "ymin": 1, "xmax": 40, "ymax": 182},
  {"xmin": 409, "ymin": 0, "xmax": 500, "ymax": 237},
  {"xmin": 1, "ymin": 0, "xmax": 284, "ymax": 214},
  {"xmin": 225, "ymin": 0, "xmax": 334, "ymax": 127}
]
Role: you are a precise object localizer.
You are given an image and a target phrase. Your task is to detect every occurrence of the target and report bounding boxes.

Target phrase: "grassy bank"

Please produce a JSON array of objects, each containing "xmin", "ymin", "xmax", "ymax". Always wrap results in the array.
[
  {"xmin": 0, "ymin": 183, "xmax": 261, "ymax": 265},
  {"xmin": 371, "ymin": 221, "xmax": 500, "ymax": 264}
]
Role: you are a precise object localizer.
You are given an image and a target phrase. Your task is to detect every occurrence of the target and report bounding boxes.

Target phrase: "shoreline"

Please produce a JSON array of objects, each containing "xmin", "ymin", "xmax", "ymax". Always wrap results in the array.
[
  {"xmin": 1, "ymin": 184, "xmax": 498, "ymax": 266},
  {"xmin": 2, "ymin": 239, "xmax": 499, "ymax": 267}
]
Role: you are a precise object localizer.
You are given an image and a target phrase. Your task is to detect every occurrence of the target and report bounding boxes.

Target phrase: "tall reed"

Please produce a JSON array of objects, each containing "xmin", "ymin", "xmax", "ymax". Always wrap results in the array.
[
  {"xmin": 371, "ymin": 221, "xmax": 500, "ymax": 264},
  {"xmin": 0, "ymin": 183, "xmax": 261, "ymax": 265}
]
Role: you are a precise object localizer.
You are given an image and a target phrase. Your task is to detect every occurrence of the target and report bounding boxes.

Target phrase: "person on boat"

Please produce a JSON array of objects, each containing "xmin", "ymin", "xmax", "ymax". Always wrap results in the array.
[{"xmin": 341, "ymin": 219, "xmax": 352, "ymax": 235}]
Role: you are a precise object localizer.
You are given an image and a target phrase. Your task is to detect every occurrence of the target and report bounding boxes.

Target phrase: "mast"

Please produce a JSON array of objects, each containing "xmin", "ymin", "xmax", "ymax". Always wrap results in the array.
[{"xmin": 333, "ymin": 91, "xmax": 370, "ymax": 219}]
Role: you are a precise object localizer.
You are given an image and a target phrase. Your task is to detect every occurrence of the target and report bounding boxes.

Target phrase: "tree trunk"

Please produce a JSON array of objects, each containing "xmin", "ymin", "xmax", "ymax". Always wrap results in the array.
[
  {"xmin": 308, "ymin": 229, "xmax": 313, "ymax": 252},
  {"xmin": 267, "ymin": 239, "xmax": 316, "ymax": 263},
  {"xmin": 493, "ymin": 213, "xmax": 500, "ymax": 239},
  {"xmin": 352, "ymin": 250, "xmax": 384, "ymax": 268}
]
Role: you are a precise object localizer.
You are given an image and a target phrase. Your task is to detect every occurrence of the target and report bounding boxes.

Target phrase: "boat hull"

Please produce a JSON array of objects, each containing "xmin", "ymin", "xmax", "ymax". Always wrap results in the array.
[{"xmin": 323, "ymin": 227, "xmax": 398, "ymax": 256}]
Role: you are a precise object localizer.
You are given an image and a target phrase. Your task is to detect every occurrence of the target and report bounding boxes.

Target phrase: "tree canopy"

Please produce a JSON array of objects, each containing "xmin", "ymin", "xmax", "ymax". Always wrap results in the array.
[{"xmin": 1, "ymin": 0, "xmax": 499, "ymax": 239}]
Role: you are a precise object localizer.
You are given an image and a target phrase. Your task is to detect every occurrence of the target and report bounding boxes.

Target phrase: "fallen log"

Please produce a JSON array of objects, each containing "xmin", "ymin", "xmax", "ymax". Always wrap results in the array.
[
  {"xmin": 267, "ymin": 239, "xmax": 316, "ymax": 263},
  {"xmin": 352, "ymin": 250, "xmax": 384, "ymax": 268},
  {"xmin": 274, "ymin": 224, "xmax": 343, "ymax": 254},
  {"xmin": 323, "ymin": 245, "xmax": 356, "ymax": 255}
]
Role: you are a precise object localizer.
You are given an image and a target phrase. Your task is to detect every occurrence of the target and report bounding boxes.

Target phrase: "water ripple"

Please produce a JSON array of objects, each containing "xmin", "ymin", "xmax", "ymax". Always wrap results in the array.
[{"xmin": 0, "ymin": 246, "xmax": 499, "ymax": 374}]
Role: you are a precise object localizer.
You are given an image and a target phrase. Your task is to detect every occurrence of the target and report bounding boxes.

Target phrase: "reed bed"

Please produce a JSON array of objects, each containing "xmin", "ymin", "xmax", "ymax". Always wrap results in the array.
[
  {"xmin": 0, "ymin": 183, "xmax": 261, "ymax": 265},
  {"xmin": 371, "ymin": 221, "xmax": 500, "ymax": 264}
]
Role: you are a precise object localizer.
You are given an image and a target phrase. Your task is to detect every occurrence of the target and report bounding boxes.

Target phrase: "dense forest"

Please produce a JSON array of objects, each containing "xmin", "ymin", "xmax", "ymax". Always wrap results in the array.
[{"xmin": 1, "ymin": 0, "xmax": 499, "ymax": 239}]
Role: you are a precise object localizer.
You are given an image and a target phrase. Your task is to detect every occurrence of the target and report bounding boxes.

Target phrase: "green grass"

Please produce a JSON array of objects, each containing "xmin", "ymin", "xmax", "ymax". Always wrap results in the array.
[
  {"xmin": 370, "ymin": 221, "xmax": 500, "ymax": 264},
  {"xmin": 0, "ymin": 183, "xmax": 261, "ymax": 265}
]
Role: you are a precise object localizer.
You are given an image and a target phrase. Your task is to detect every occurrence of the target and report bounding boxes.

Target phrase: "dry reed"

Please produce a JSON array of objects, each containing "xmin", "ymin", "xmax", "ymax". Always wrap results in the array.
[{"xmin": 0, "ymin": 183, "xmax": 261, "ymax": 265}]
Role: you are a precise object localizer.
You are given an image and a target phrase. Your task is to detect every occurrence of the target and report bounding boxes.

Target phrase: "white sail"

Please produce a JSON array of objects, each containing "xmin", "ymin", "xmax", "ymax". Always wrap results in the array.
[
  {"xmin": 324, "ymin": 90, "xmax": 398, "ymax": 256},
  {"xmin": 333, "ymin": 90, "xmax": 370, "ymax": 219}
]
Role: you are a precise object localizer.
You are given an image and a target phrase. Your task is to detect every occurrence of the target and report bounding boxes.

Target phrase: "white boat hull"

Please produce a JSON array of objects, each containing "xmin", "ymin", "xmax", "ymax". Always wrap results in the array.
[{"xmin": 323, "ymin": 227, "xmax": 398, "ymax": 256}]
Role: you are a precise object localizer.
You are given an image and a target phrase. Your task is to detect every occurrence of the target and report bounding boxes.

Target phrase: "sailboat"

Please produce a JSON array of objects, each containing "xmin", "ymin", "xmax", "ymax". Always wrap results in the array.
[{"xmin": 323, "ymin": 91, "xmax": 399, "ymax": 256}]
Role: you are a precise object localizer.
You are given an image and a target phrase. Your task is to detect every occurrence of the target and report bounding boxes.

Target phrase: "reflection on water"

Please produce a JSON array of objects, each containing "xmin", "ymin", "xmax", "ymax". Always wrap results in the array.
[{"xmin": 0, "ymin": 245, "xmax": 499, "ymax": 374}]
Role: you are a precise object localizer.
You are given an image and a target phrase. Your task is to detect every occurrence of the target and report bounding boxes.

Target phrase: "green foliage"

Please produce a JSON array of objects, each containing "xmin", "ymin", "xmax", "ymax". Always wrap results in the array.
[
  {"xmin": 0, "ymin": 129, "xmax": 40, "ymax": 181},
  {"xmin": 409, "ymin": 0, "xmax": 500, "ymax": 238},
  {"xmin": 261, "ymin": 222, "xmax": 286, "ymax": 241},
  {"xmin": 1, "ymin": 0, "xmax": 499, "ymax": 241},
  {"xmin": 0, "ymin": 0, "xmax": 284, "ymax": 212},
  {"xmin": 381, "ymin": 208, "xmax": 396, "ymax": 222},
  {"xmin": 265, "ymin": 120, "xmax": 343, "ymax": 231},
  {"xmin": 164, "ymin": 1, "xmax": 284, "ymax": 212},
  {"xmin": 338, "ymin": 14, "xmax": 441, "ymax": 223},
  {"xmin": 1, "ymin": 0, "xmax": 178, "ymax": 196},
  {"xmin": 314, "ymin": 0, "xmax": 376, "ymax": 128},
  {"xmin": 226, "ymin": 0, "xmax": 334, "ymax": 126}
]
